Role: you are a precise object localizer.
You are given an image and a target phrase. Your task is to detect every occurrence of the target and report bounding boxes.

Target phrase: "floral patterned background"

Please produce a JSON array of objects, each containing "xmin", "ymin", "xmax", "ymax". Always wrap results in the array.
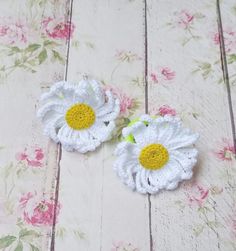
[{"xmin": 0, "ymin": 0, "xmax": 235, "ymax": 250}]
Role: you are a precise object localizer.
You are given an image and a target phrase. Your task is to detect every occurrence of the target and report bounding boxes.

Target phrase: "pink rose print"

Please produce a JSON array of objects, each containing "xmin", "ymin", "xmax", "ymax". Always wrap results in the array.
[
  {"xmin": 150, "ymin": 73, "xmax": 158, "ymax": 83},
  {"xmin": 42, "ymin": 17, "xmax": 75, "ymax": 40},
  {"xmin": 0, "ymin": 18, "xmax": 27, "ymax": 45},
  {"xmin": 161, "ymin": 67, "xmax": 175, "ymax": 80},
  {"xmin": 150, "ymin": 67, "xmax": 175, "ymax": 84},
  {"xmin": 150, "ymin": 105, "xmax": 176, "ymax": 117},
  {"xmin": 214, "ymin": 138, "xmax": 235, "ymax": 161},
  {"xmin": 213, "ymin": 28, "xmax": 236, "ymax": 53},
  {"xmin": 158, "ymin": 105, "xmax": 176, "ymax": 116},
  {"xmin": 16, "ymin": 147, "xmax": 44, "ymax": 167},
  {"xmin": 19, "ymin": 192, "xmax": 60, "ymax": 226},
  {"xmin": 185, "ymin": 183, "xmax": 209, "ymax": 207},
  {"xmin": 104, "ymin": 85, "xmax": 135, "ymax": 117},
  {"xmin": 111, "ymin": 241, "xmax": 139, "ymax": 251},
  {"xmin": 176, "ymin": 10, "xmax": 194, "ymax": 29}
]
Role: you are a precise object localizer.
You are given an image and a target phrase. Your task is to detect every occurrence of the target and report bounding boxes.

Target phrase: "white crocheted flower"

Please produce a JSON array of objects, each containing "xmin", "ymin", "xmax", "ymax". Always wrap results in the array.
[
  {"xmin": 37, "ymin": 79, "xmax": 120, "ymax": 153},
  {"xmin": 114, "ymin": 115, "xmax": 199, "ymax": 194}
]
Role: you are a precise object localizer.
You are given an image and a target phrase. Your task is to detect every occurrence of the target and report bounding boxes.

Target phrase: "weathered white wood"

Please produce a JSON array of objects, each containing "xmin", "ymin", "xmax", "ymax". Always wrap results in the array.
[
  {"xmin": 1, "ymin": 0, "xmax": 235, "ymax": 250},
  {"xmin": 147, "ymin": 0, "xmax": 236, "ymax": 250},
  {"xmin": 0, "ymin": 0, "xmax": 70, "ymax": 250},
  {"xmin": 55, "ymin": 1, "xmax": 150, "ymax": 250},
  {"xmin": 220, "ymin": 0, "xmax": 236, "ymax": 129}
]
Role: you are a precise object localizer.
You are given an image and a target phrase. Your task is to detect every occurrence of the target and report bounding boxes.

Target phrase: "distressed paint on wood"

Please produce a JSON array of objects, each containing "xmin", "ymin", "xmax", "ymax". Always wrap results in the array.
[
  {"xmin": 147, "ymin": 0, "xmax": 236, "ymax": 250},
  {"xmin": 54, "ymin": 1, "xmax": 150, "ymax": 250},
  {"xmin": 0, "ymin": 0, "xmax": 235, "ymax": 251},
  {"xmin": 0, "ymin": 0, "xmax": 71, "ymax": 250}
]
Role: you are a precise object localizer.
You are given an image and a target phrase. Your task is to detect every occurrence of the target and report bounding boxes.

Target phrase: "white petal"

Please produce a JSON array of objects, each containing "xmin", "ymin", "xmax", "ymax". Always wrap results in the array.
[
  {"xmin": 170, "ymin": 150, "xmax": 198, "ymax": 178},
  {"xmin": 96, "ymin": 90, "xmax": 119, "ymax": 117},
  {"xmin": 135, "ymin": 171, "xmax": 149, "ymax": 194},
  {"xmin": 40, "ymin": 81, "xmax": 66, "ymax": 102},
  {"xmin": 96, "ymin": 98, "xmax": 120, "ymax": 122},
  {"xmin": 88, "ymin": 121, "xmax": 115, "ymax": 142},
  {"xmin": 122, "ymin": 121, "xmax": 144, "ymax": 138},
  {"xmin": 114, "ymin": 155, "xmax": 138, "ymax": 189},
  {"xmin": 139, "ymin": 114, "xmax": 154, "ymax": 123},
  {"xmin": 114, "ymin": 141, "xmax": 140, "ymax": 158},
  {"xmin": 139, "ymin": 169, "xmax": 160, "ymax": 194},
  {"xmin": 58, "ymin": 125, "xmax": 99, "ymax": 152},
  {"xmin": 132, "ymin": 123, "xmax": 159, "ymax": 146},
  {"xmin": 44, "ymin": 115, "xmax": 65, "ymax": 142},
  {"xmin": 166, "ymin": 181, "xmax": 179, "ymax": 190},
  {"xmin": 41, "ymin": 81, "xmax": 80, "ymax": 104},
  {"xmin": 77, "ymin": 79, "xmax": 105, "ymax": 108},
  {"xmin": 167, "ymin": 131, "xmax": 199, "ymax": 150}
]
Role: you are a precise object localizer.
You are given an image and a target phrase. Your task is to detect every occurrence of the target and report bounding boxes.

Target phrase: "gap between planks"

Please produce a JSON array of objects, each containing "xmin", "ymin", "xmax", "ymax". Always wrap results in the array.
[
  {"xmin": 144, "ymin": 1, "xmax": 154, "ymax": 251},
  {"xmin": 50, "ymin": 0, "xmax": 74, "ymax": 250},
  {"xmin": 49, "ymin": 1, "xmax": 236, "ymax": 250},
  {"xmin": 49, "ymin": 0, "xmax": 155, "ymax": 250},
  {"xmin": 216, "ymin": 0, "xmax": 236, "ymax": 154}
]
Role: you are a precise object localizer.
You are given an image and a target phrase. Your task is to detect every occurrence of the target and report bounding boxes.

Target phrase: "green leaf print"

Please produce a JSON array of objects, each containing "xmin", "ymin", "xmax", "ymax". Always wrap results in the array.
[
  {"xmin": 14, "ymin": 241, "xmax": 23, "ymax": 251},
  {"xmin": 38, "ymin": 49, "xmax": 48, "ymax": 64},
  {"xmin": 43, "ymin": 40, "xmax": 60, "ymax": 48},
  {"xmin": 19, "ymin": 229, "xmax": 41, "ymax": 242},
  {"xmin": 0, "ymin": 235, "xmax": 16, "ymax": 248},
  {"xmin": 30, "ymin": 244, "xmax": 40, "ymax": 251},
  {"xmin": 228, "ymin": 54, "xmax": 236, "ymax": 64},
  {"xmin": 52, "ymin": 50, "xmax": 64, "ymax": 63},
  {"xmin": 25, "ymin": 44, "xmax": 41, "ymax": 53},
  {"xmin": 7, "ymin": 46, "xmax": 21, "ymax": 56}
]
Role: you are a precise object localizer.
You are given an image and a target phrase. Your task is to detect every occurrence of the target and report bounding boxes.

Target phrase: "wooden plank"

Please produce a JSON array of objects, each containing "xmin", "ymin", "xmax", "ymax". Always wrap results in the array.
[
  {"xmin": 147, "ymin": 0, "xmax": 236, "ymax": 250},
  {"xmin": 217, "ymin": 1, "xmax": 236, "ymax": 249},
  {"xmin": 0, "ymin": 0, "xmax": 70, "ymax": 250},
  {"xmin": 54, "ymin": 1, "xmax": 150, "ymax": 250},
  {"xmin": 218, "ymin": 0, "xmax": 236, "ymax": 148}
]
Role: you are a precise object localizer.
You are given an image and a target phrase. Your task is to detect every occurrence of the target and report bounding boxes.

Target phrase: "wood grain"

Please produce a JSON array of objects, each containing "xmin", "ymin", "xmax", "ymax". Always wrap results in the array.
[
  {"xmin": 0, "ymin": 1, "xmax": 71, "ymax": 250},
  {"xmin": 54, "ymin": 1, "xmax": 150, "ymax": 250},
  {"xmin": 147, "ymin": 0, "xmax": 236, "ymax": 250},
  {"xmin": 0, "ymin": 0, "xmax": 235, "ymax": 250}
]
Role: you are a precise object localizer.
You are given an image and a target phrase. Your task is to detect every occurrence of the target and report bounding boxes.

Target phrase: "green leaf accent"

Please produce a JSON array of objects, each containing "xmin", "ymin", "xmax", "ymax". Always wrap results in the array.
[
  {"xmin": 0, "ymin": 65, "xmax": 5, "ymax": 72},
  {"xmin": 30, "ymin": 244, "xmax": 40, "ymax": 251},
  {"xmin": 56, "ymin": 227, "xmax": 66, "ymax": 238},
  {"xmin": 18, "ymin": 65, "xmax": 36, "ymax": 73},
  {"xmin": 43, "ymin": 40, "xmax": 60, "ymax": 47},
  {"xmin": 228, "ymin": 54, "xmax": 236, "ymax": 64},
  {"xmin": 193, "ymin": 224, "xmax": 205, "ymax": 236},
  {"xmin": 19, "ymin": 229, "xmax": 41, "ymax": 242},
  {"xmin": 27, "ymin": 59, "xmax": 38, "ymax": 67},
  {"xmin": 73, "ymin": 230, "xmax": 85, "ymax": 240},
  {"xmin": 25, "ymin": 44, "xmax": 41, "ymax": 53},
  {"xmin": 14, "ymin": 59, "xmax": 21, "ymax": 66},
  {"xmin": 52, "ymin": 50, "xmax": 64, "ymax": 63},
  {"xmin": 233, "ymin": 5, "xmax": 236, "ymax": 15},
  {"xmin": 14, "ymin": 241, "xmax": 23, "ymax": 251},
  {"xmin": 8, "ymin": 46, "xmax": 21, "ymax": 56},
  {"xmin": 0, "ymin": 235, "xmax": 16, "ymax": 248},
  {"xmin": 38, "ymin": 49, "xmax": 48, "ymax": 64},
  {"xmin": 11, "ymin": 46, "xmax": 21, "ymax": 52}
]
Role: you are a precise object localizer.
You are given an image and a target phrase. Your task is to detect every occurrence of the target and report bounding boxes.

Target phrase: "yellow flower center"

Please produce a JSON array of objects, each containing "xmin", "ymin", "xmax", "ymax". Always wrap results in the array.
[
  {"xmin": 65, "ymin": 103, "xmax": 95, "ymax": 130},
  {"xmin": 139, "ymin": 143, "xmax": 169, "ymax": 170}
]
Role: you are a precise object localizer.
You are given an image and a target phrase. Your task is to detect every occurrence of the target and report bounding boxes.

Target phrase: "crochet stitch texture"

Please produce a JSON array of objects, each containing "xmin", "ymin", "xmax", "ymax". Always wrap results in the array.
[
  {"xmin": 37, "ymin": 79, "xmax": 120, "ymax": 153},
  {"xmin": 114, "ymin": 114, "xmax": 199, "ymax": 194}
]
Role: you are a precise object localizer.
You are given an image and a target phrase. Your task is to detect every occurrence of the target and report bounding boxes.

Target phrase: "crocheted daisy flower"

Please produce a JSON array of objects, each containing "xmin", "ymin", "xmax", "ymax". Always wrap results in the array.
[
  {"xmin": 114, "ymin": 115, "xmax": 199, "ymax": 194},
  {"xmin": 37, "ymin": 79, "xmax": 120, "ymax": 153}
]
